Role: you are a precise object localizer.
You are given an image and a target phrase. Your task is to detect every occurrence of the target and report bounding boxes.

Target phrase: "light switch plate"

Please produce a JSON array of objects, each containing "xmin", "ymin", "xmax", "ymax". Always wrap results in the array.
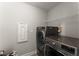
[{"xmin": 17, "ymin": 23, "xmax": 28, "ymax": 43}]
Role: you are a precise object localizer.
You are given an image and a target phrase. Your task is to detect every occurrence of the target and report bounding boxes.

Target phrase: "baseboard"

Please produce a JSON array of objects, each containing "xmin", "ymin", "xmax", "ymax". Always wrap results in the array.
[{"xmin": 21, "ymin": 50, "xmax": 37, "ymax": 56}]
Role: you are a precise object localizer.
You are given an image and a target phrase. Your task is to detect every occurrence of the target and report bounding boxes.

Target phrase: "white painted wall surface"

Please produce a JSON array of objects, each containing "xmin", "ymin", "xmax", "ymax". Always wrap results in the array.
[
  {"xmin": 47, "ymin": 2, "xmax": 79, "ymax": 38},
  {"xmin": 0, "ymin": 2, "xmax": 47, "ymax": 55}
]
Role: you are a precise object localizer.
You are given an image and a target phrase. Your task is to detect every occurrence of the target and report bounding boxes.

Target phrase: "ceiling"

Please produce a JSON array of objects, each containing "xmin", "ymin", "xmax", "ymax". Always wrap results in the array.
[{"xmin": 26, "ymin": 2, "xmax": 61, "ymax": 11}]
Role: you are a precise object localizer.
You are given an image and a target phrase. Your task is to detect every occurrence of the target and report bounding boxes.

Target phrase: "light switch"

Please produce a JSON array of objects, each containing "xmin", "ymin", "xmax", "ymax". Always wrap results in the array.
[{"xmin": 18, "ymin": 23, "xmax": 28, "ymax": 43}]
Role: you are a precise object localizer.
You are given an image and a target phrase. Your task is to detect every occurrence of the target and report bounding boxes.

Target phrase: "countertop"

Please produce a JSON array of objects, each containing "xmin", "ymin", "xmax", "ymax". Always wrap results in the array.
[{"xmin": 46, "ymin": 36, "xmax": 79, "ymax": 48}]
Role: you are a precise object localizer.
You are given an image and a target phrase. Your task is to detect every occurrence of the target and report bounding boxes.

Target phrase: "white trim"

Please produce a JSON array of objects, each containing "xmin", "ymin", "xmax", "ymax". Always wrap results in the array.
[{"xmin": 21, "ymin": 50, "xmax": 37, "ymax": 56}]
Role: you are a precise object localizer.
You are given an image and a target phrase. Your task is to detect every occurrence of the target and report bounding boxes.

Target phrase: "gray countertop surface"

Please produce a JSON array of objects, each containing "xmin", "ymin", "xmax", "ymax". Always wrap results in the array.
[{"xmin": 46, "ymin": 36, "xmax": 79, "ymax": 48}]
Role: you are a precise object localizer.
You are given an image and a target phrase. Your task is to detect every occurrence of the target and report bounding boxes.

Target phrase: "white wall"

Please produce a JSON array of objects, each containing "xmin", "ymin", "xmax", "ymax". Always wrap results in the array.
[
  {"xmin": 0, "ymin": 2, "xmax": 47, "ymax": 55},
  {"xmin": 47, "ymin": 2, "xmax": 79, "ymax": 38}
]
